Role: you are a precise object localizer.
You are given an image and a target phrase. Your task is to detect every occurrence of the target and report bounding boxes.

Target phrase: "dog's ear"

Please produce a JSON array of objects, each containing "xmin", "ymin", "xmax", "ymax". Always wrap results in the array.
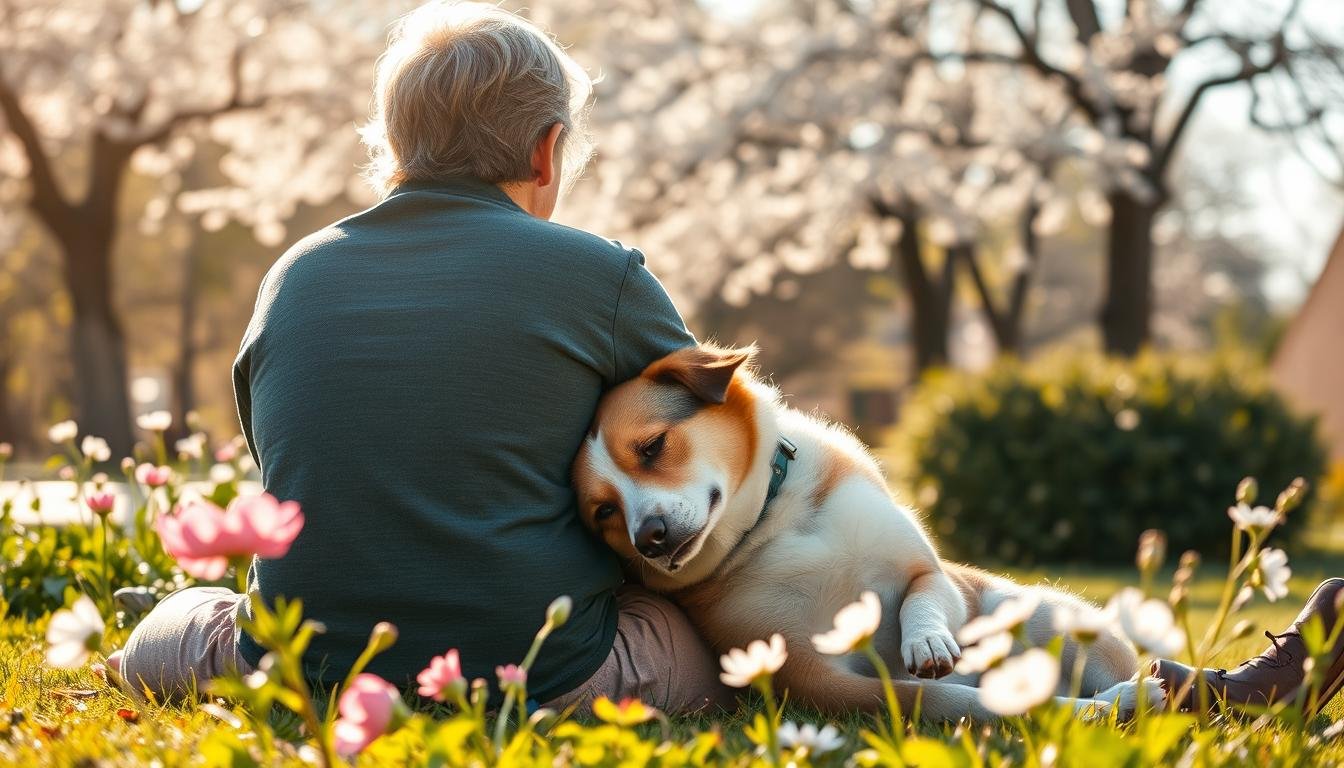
[{"xmin": 642, "ymin": 344, "xmax": 756, "ymax": 404}]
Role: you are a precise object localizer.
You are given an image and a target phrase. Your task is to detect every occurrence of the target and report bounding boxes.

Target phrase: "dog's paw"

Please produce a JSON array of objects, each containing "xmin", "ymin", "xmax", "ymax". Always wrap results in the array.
[{"xmin": 901, "ymin": 625, "xmax": 961, "ymax": 679}]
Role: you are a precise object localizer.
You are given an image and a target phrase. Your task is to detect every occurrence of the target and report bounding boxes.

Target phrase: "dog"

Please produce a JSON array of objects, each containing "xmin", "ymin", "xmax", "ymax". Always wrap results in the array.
[{"xmin": 572, "ymin": 343, "xmax": 1162, "ymax": 720}]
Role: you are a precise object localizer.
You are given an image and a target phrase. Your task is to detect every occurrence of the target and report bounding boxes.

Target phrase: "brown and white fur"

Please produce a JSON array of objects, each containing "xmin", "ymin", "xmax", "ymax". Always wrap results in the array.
[{"xmin": 572, "ymin": 343, "xmax": 1163, "ymax": 721}]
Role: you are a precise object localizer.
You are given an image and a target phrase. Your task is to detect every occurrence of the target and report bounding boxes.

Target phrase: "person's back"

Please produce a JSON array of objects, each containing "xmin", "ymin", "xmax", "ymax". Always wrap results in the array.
[
  {"xmin": 114, "ymin": 2, "xmax": 734, "ymax": 717},
  {"xmin": 233, "ymin": 177, "xmax": 687, "ymax": 699}
]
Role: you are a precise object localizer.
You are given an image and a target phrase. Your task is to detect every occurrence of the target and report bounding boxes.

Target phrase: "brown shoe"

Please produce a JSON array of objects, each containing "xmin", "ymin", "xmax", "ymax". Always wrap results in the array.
[{"xmin": 1152, "ymin": 578, "xmax": 1344, "ymax": 717}]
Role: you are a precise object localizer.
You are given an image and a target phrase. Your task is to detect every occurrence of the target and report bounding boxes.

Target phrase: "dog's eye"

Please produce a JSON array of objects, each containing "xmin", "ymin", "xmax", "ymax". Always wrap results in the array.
[
  {"xmin": 640, "ymin": 432, "xmax": 667, "ymax": 464},
  {"xmin": 595, "ymin": 503, "xmax": 619, "ymax": 521}
]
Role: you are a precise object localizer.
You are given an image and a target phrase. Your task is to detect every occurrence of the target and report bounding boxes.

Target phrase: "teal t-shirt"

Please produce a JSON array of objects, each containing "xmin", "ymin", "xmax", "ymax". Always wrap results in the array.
[{"xmin": 232, "ymin": 177, "xmax": 694, "ymax": 702}]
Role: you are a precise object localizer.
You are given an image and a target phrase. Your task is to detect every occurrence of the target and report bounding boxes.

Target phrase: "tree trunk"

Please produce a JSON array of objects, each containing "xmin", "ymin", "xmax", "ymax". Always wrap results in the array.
[
  {"xmin": 61, "ymin": 229, "xmax": 135, "ymax": 456},
  {"xmin": 1100, "ymin": 190, "xmax": 1158, "ymax": 356},
  {"xmin": 894, "ymin": 214, "xmax": 953, "ymax": 378},
  {"xmin": 0, "ymin": 349, "xmax": 18, "ymax": 449},
  {"xmin": 174, "ymin": 239, "xmax": 200, "ymax": 433}
]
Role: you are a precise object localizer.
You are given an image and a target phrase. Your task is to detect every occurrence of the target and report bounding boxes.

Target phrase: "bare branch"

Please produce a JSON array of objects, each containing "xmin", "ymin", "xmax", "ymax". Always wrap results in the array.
[
  {"xmin": 130, "ymin": 45, "xmax": 266, "ymax": 147},
  {"xmin": 969, "ymin": 0, "xmax": 1103, "ymax": 122},
  {"xmin": 1064, "ymin": 0, "xmax": 1101, "ymax": 43},
  {"xmin": 957, "ymin": 244, "xmax": 1007, "ymax": 342},
  {"xmin": 0, "ymin": 68, "xmax": 70, "ymax": 226},
  {"xmin": 1154, "ymin": 35, "xmax": 1288, "ymax": 175}
]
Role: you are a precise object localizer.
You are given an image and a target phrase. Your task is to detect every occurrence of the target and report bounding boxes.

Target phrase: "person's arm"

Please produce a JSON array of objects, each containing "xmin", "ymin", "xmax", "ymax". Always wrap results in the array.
[
  {"xmin": 232, "ymin": 347, "xmax": 259, "ymax": 470},
  {"xmin": 610, "ymin": 249, "xmax": 696, "ymax": 385},
  {"xmin": 232, "ymin": 270, "xmax": 273, "ymax": 471}
]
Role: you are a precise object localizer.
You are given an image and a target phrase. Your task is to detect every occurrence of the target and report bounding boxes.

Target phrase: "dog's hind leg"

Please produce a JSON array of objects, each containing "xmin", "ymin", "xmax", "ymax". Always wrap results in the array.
[
  {"xmin": 775, "ymin": 643, "xmax": 997, "ymax": 722},
  {"xmin": 1073, "ymin": 630, "xmax": 1142, "ymax": 697},
  {"xmin": 1018, "ymin": 587, "xmax": 1139, "ymax": 697}
]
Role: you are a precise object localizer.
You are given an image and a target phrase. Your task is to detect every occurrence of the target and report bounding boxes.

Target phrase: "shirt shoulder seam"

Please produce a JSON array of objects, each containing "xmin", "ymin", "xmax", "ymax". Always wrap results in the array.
[{"xmin": 610, "ymin": 251, "xmax": 639, "ymax": 382}]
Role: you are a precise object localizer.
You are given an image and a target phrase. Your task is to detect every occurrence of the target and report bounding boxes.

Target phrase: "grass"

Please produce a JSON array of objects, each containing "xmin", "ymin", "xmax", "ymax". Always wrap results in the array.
[{"xmin": 3, "ymin": 557, "xmax": 1344, "ymax": 766}]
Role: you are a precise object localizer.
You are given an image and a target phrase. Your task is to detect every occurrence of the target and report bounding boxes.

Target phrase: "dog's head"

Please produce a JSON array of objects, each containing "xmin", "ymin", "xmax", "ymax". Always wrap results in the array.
[{"xmin": 573, "ymin": 343, "xmax": 763, "ymax": 583}]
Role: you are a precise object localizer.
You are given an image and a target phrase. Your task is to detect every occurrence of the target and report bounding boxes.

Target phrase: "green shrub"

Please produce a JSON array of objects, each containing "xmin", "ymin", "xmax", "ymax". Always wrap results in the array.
[{"xmin": 887, "ymin": 351, "xmax": 1328, "ymax": 564}]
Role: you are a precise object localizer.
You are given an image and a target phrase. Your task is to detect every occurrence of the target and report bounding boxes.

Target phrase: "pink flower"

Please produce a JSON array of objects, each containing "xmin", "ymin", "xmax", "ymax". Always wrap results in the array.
[
  {"xmin": 135, "ymin": 463, "xmax": 172, "ymax": 488},
  {"xmin": 156, "ymin": 494, "xmax": 304, "ymax": 580},
  {"xmin": 496, "ymin": 664, "xmax": 527, "ymax": 690},
  {"xmin": 86, "ymin": 493, "xmax": 116, "ymax": 517},
  {"xmin": 417, "ymin": 650, "xmax": 465, "ymax": 701},
  {"xmin": 332, "ymin": 674, "xmax": 405, "ymax": 757},
  {"xmin": 215, "ymin": 443, "xmax": 239, "ymax": 463}
]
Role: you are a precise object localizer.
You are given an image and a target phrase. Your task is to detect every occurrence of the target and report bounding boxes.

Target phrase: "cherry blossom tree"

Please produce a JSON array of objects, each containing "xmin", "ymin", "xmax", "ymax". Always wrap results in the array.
[
  {"xmin": 0, "ymin": 0, "xmax": 375, "ymax": 453},
  {"xmin": 548, "ymin": 0, "xmax": 1099, "ymax": 376},
  {"xmin": 938, "ymin": 0, "xmax": 1343, "ymax": 354}
]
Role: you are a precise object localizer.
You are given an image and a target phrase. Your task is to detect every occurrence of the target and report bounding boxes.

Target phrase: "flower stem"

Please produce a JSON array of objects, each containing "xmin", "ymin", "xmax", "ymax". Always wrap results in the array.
[
  {"xmin": 233, "ymin": 558, "xmax": 250, "ymax": 597},
  {"xmin": 1175, "ymin": 527, "xmax": 1252, "ymax": 720},
  {"xmin": 492, "ymin": 618, "xmax": 557, "ymax": 753},
  {"xmin": 99, "ymin": 515, "xmax": 111, "ymax": 616},
  {"xmin": 756, "ymin": 676, "xmax": 781, "ymax": 766},
  {"xmin": 862, "ymin": 643, "xmax": 904, "ymax": 743},
  {"xmin": 1068, "ymin": 642, "xmax": 1090, "ymax": 703}
]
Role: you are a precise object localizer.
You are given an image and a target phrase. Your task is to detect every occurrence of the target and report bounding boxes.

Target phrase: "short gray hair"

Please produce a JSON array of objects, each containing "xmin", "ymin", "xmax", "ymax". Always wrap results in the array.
[{"xmin": 360, "ymin": 2, "xmax": 594, "ymax": 197}]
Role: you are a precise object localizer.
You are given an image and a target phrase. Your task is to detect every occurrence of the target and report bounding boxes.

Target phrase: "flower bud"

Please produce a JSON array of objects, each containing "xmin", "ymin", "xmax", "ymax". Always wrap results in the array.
[
  {"xmin": 546, "ymin": 595, "xmax": 573, "ymax": 629},
  {"xmin": 1276, "ymin": 478, "xmax": 1308, "ymax": 515},
  {"xmin": 58, "ymin": 466, "xmax": 75, "ymax": 481},
  {"xmin": 369, "ymin": 622, "xmax": 399, "ymax": 654},
  {"xmin": 1230, "ymin": 619, "xmax": 1255, "ymax": 640},
  {"xmin": 86, "ymin": 493, "xmax": 116, "ymax": 518},
  {"xmin": 1136, "ymin": 529, "xmax": 1166, "ymax": 574},
  {"xmin": 120, "ymin": 457, "xmax": 135, "ymax": 475},
  {"xmin": 469, "ymin": 677, "xmax": 489, "ymax": 709},
  {"xmin": 1235, "ymin": 477, "xmax": 1258, "ymax": 505},
  {"xmin": 0, "ymin": 443, "xmax": 12, "ymax": 460},
  {"xmin": 496, "ymin": 664, "xmax": 527, "ymax": 690}
]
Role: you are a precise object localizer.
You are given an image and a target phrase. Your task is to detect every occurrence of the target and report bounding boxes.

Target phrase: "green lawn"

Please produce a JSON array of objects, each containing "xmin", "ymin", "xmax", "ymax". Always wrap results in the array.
[
  {"xmin": 4, "ymin": 556, "xmax": 1344, "ymax": 766},
  {"xmin": 1004, "ymin": 554, "xmax": 1344, "ymax": 701}
]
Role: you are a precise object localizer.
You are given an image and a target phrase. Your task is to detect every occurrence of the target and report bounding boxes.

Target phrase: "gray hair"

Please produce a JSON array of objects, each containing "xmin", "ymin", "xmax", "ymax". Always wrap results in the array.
[{"xmin": 360, "ymin": 2, "xmax": 594, "ymax": 197}]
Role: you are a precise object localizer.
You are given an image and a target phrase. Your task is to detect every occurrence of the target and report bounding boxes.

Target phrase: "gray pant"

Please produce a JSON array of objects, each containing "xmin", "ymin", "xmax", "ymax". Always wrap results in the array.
[{"xmin": 118, "ymin": 585, "xmax": 734, "ymax": 713}]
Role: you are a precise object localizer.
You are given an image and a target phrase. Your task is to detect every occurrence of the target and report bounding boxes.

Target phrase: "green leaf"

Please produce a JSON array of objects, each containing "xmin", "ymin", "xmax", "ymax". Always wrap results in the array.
[
  {"xmin": 1140, "ymin": 713, "xmax": 1195, "ymax": 763},
  {"xmin": 900, "ymin": 736, "xmax": 972, "ymax": 768}
]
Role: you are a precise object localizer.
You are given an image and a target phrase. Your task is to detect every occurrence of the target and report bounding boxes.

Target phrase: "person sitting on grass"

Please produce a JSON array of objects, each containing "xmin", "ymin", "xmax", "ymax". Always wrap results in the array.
[{"xmin": 106, "ymin": 0, "xmax": 1344, "ymax": 719}]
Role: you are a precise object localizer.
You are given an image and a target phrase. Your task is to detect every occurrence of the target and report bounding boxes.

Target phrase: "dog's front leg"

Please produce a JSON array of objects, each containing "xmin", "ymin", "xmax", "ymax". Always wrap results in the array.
[{"xmin": 898, "ymin": 567, "xmax": 967, "ymax": 679}]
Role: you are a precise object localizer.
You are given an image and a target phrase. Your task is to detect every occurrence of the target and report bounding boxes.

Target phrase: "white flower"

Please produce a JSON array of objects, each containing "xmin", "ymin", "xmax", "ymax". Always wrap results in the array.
[
  {"xmin": 137, "ymin": 410, "xmax": 173, "ymax": 432},
  {"xmin": 954, "ymin": 630, "xmax": 1014, "ymax": 675},
  {"xmin": 777, "ymin": 721, "xmax": 845, "ymax": 754},
  {"xmin": 209, "ymin": 463, "xmax": 237, "ymax": 485},
  {"xmin": 1257, "ymin": 548, "xmax": 1291, "ymax": 602},
  {"xmin": 959, "ymin": 593, "xmax": 1041, "ymax": 645},
  {"xmin": 80, "ymin": 435, "xmax": 111, "ymax": 463},
  {"xmin": 977, "ymin": 648, "xmax": 1059, "ymax": 716},
  {"xmin": 812, "ymin": 591, "xmax": 881, "ymax": 655},
  {"xmin": 45, "ymin": 596, "xmax": 105, "ymax": 669},
  {"xmin": 1228, "ymin": 503, "xmax": 1282, "ymax": 535},
  {"xmin": 176, "ymin": 433, "xmax": 207, "ymax": 460},
  {"xmin": 48, "ymin": 420, "xmax": 78, "ymax": 444},
  {"xmin": 1107, "ymin": 588, "xmax": 1185, "ymax": 657},
  {"xmin": 720, "ymin": 634, "xmax": 787, "ymax": 688},
  {"xmin": 1052, "ymin": 603, "xmax": 1115, "ymax": 644}
]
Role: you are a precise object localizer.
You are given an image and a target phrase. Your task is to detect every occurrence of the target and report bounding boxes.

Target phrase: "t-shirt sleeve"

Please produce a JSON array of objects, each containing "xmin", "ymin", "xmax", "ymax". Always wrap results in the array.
[{"xmin": 610, "ymin": 248, "xmax": 696, "ymax": 385}]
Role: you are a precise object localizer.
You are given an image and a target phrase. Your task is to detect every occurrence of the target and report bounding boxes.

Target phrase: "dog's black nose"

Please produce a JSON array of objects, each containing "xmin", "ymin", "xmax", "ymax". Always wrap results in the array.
[{"xmin": 635, "ymin": 516, "xmax": 669, "ymax": 558}]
